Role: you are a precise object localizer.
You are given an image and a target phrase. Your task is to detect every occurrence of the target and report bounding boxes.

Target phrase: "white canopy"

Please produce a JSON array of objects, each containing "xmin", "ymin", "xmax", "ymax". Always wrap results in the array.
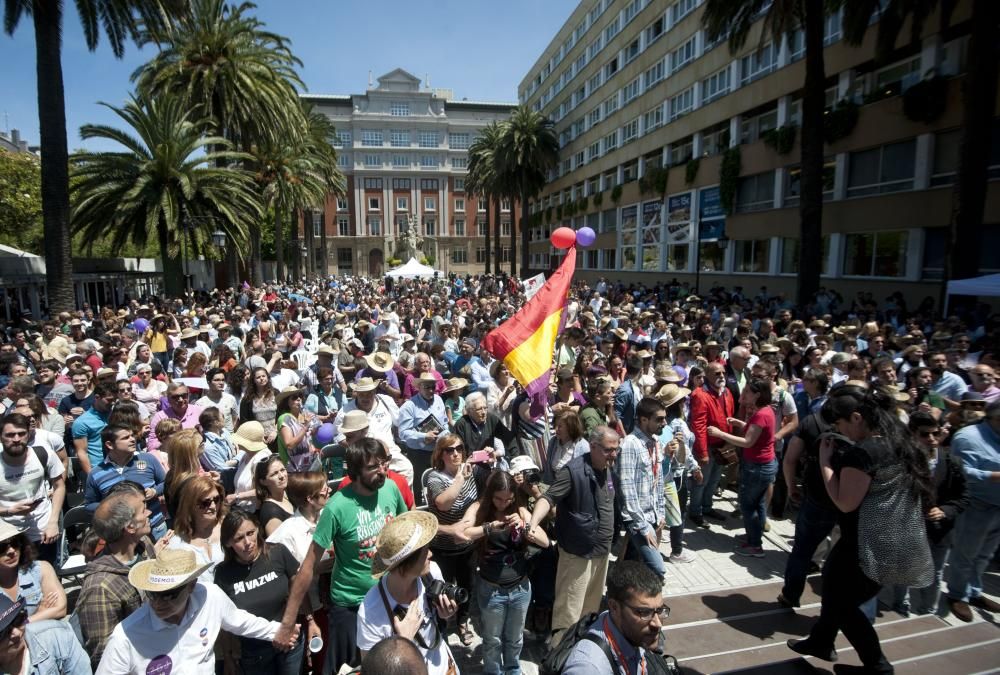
[
  {"xmin": 386, "ymin": 257, "xmax": 437, "ymax": 279},
  {"xmin": 946, "ymin": 274, "xmax": 1000, "ymax": 298}
]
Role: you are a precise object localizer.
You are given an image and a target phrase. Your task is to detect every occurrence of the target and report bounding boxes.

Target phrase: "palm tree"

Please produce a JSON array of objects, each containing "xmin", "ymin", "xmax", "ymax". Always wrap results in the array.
[
  {"xmin": 703, "ymin": 0, "xmax": 827, "ymax": 308},
  {"xmin": 468, "ymin": 122, "xmax": 505, "ymax": 274},
  {"xmin": 839, "ymin": 0, "xmax": 999, "ymax": 300},
  {"xmin": 3, "ymin": 0, "xmax": 181, "ymax": 313},
  {"xmin": 70, "ymin": 94, "xmax": 260, "ymax": 297},
  {"xmin": 134, "ymin": 0, "xmax": 306, "ymax": 282},
  {"xmin": 497, "ymin": 106, "xmax": 559, "ymax": 277}
]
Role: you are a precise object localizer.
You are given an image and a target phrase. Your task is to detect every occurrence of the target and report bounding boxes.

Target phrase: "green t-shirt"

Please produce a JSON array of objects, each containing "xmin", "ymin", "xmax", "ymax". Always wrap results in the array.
[{"xmin": 312, "ymin": 482, "xmax": 407, "ymax": 607}]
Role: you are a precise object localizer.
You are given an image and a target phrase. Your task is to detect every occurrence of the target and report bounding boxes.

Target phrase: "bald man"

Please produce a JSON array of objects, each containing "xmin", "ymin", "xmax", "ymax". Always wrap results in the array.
[{"xmin": 362, "ymin": 635, "xmax": 429, "ymax": 675}]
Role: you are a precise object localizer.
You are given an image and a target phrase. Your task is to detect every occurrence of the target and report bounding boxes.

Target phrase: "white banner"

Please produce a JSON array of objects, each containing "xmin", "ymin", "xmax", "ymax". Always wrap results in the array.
[{"xmin": 522, "ymin": 273, "xmax": 546, "ymax": 300}]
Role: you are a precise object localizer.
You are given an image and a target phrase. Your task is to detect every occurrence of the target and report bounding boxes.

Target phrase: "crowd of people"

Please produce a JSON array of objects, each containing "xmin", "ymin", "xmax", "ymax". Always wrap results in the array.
[{"xmin": 0, "ymin": 273, "xmax": 998, "ymax": 675}]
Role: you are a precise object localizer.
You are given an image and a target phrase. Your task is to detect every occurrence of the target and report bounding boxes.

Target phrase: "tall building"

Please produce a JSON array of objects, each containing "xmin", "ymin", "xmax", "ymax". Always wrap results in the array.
[
  {"xmin": 300, "ymin": 69, "xmax": 517, "ymax": 277},
  {"xmin": 519, "ymin": 0, "xmax": 999, "ymax": 302}
]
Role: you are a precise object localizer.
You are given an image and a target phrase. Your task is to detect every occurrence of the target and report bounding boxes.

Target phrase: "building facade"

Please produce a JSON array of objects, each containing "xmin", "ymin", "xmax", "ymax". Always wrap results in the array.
[
  {"xmin": 519, "ymin": 0, "xmax": 1000, "ymax": 303},
  {"xmin": 300, "ymin": 69, "xmax": 518, "ymax": 277}
]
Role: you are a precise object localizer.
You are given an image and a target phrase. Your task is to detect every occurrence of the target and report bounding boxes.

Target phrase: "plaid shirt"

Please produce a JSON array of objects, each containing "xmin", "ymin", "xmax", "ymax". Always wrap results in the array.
[
  {"xmin": 77, "ymin": 553, "xmax": 143, "ymax": 668},
  {"xmin": 617, "ymin": 428, "xmax": 665, "ymax": 536}
]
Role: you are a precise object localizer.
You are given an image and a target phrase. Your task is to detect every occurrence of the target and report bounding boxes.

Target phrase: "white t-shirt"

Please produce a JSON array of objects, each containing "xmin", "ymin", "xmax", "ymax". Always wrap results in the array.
[
  {"xmin": 233, "ymin": 449, "xmax": 272, "ymax": 511},
  {"xmin": 195, "ymin": 392, "xmax": 238, "ymax": 432},
  {"xmin": 30, "ymin": 428, "xmax": 65, "ymax": 457},
  {"xmin": 0, "ymin": 447, "xmax": 64, "ymax": 540},
  {"xmin": 356, "ymin": 562, "xmax": 459, "ymax": 675},
  {"xmin": 166, "ymin": 536, "xmax": 224, "ymax": 584}
]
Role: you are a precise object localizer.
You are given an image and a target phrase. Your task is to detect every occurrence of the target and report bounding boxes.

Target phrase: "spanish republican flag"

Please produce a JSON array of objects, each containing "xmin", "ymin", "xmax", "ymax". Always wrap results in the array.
[{"xmin": 482, "ymin": 248, "xmax": 577, "ymax": 403}]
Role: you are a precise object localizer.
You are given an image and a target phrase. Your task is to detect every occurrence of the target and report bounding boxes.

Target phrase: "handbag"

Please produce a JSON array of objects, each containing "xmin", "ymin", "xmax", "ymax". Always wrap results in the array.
[
  {"xmin": 857, "ymin": 465, "xmax": 934, "ymax": 587},
  {"xmin": 711, "ymin": 444, "xmax": 739, "ymax": 467}
]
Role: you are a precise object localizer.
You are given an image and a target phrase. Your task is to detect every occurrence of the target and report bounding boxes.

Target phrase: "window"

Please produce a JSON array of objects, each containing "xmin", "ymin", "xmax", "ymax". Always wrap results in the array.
[
  {"xmin": 574, "ymin": 149, "xmax": 585, "ymax": 168},
  {"xmin": 338, "ymin": 154, "xmax": 350, "ymax": 167},
  {"xmin": 824, "ymin": 7, "xmax": 842, "ymax": 44},
  {"xmin": 454, "ymin": 218, "xmax": 466, "ymax": 236},
  {"xmin": 623, "ymin": 77, "xmax": 641, "ymax": 104},
  {"xmin": 335, "ymin": 131, "xmax": 351, "ymax": 147},
  {"xmin": 670, "ymin": 37, "xmax": 696, "ymax": 73},
  {"xmin": 476, "ymin": 247, "xmax": 487, "ymax": 264},
  {"xmin": 736, "ymin": 171, "xmax": 775, "ymax": 212},
  {"xmin": 361, "ymin": 129, "xmax": 383, "ymax": 146},
  {"xmin": 603, "ymin": 248, "xmax": 616, "ymax": 268},
  {"xmin": 449, "ymin": 133, "xmax": 470, "ymax": 149},
  {"xmin": 500, "ymin": 246, "xmax": 511, "ymax": 263},
  {"xmin": 451, "ymin": 248, "xmax": 468, "ymax": 264},
  {"xmin": 623, "ymin": 0, "xmax": 642, "ymax": 24},
  {"xmin": 624, "ymin": 38, "xmax": 640, "ymax": 65},
  {"xmin": 336, "ymin": 197, "xmax": 348, "ymax": 211},
  {"xmin": 424, "ymin": 197, "xmax": 436, "ymax": 211},
  {"xmin": 390, "ymin": 102, "xmax": 410, "ymax": 116},
  {"xmin": 847, "ymin": 140, "xmax": 916, "ymax": 197},
  {"xmin": 604, "ymin": 16, "xmax": 620, "ymax": 42},
  {"xmin": 501, "ymin": 220, "xmax": 512, "ymax": 237},
  {"xmin": 643, "ymin": 105, "xmax": 664, "ymax": 132},
  {"xmin": 588, "ymin": 72, "xmax": 603, "ymax": 94},
  {"xmin": 392, "ymin": 154, "xmax": 409, "ymax": 168},
  {"xmin": 396, "ymin": 196, "xmax": 408, "ymax": 211},
  {"xmin": 931, "ymin": 129, "xmax": 961, "ymax": 186},
  {"xmin": 701, "ymin": 125, "xmax": 729, "ymax": 156},
  {"xmin": 390, "ymin": 130, "xmax": 410, "ymax": 147},
  {"xmin": 454, "ymin": 178, "xmax": 465, "ymax": 191},
  {"xmin": 364, "ymin": 154, "xmax": 381, "ymax": 167},
  {"xmin": 477, "ymin": 218, "xmax": 488, "ymax": 236},
  {"xmin": 780, "ymin": 236, "xmax": 831, "ymax": 275},
  {"xmin": 605, "ymin": 56, "xmax": 619, "ymax": 79},
  {"xmin": 668, "ymin": 88, "xmax": 694, "ymax": 121},
  {"xmin": 478, "ymin": 198, "xmax": 488, "ymax": 212},
  {"xmin": 420, "ymin": 155, "xmax": 438, "ymax": 168},
  {"xmin": 740, "ymin": 43, "xmax": 776, "ymax": 85},
  {"xmin": 644, "ymin": 60, "xmax": 665, "ymax": 89},
  {"xmin": 646, "ymin": 16, "xmax": 665, "ymax": 44},
  {"xmin": 423, "ymin": 218, "xmax": 436, "ymax": 236},
  {"xmin": 576, "ymin": 54, "xmax": 587, "ymax": 77},
  {"xmin": 702, "ymin": 67, "xmax": 730, "ymax": 105},
  {"xmin": 572, "ymin": 118, "xmax": 585, "ymax": 138},
  {"xmin": 604, "ymin": 130, "xmax": 618, "ymax": 152},
  {"xmin": 785, "ymin": 160, "xmax": 836, "ymax": 206},
  {"xmin": 420, "ymin": 179, "xmax": 439, "ymax": 190},
  {"xmin": 740, "ymin": 108, "xmax": 778, "ymax": 143},
  {"xmin": 455, "ymin": 197, "xmax": 465, "ymax": 212},
  {"xmin": 395, "ymin": 214, "xmax": 409, "ymax": 233},
  {"xmin": 337, "ymin": 248, "xmax": 353, "ymax": 269},
  {"xmin": 622, "ymin": 118, "xmax": 639, "ymax": 144},
  {"xmin": 367, "ymin": 216, "xmax": 382, "ymax": 236},
  {"xmin": 392, "ymin": 178, "xmax": 411, "ymax": 189},
  {"xmin": 337, "ymin": 217, "xmax": 350, "ymax": 236},
  {"xmin": 501, "ymin": 198, "xmax": 511, "ymax": 212},
  {"xmin": 418, "ymin": 131, "xmax": 438, "ymax": 148},
  {"xmin": 671, "ymin": 0, "xmax": 696, "ymax": 23},
  {"xmin": 588, "ymin": 37, "xmax": 603, "ymax": 61},
  {"xmin": 589, "ymin": 106, "xmax": 602, "ymax": 128},
  {"xmin": 311, "ymin": 212, "xmax": 322, "ymax": 239},
  {"xmin": 669, "ymin": 137, "xmax": 693, "ymax": 165},
  {"xmin": 452, "ymin": 157, "xmax": 468, "ymax": 169},
  {"xmin": 843, "ymin": 231, "xmax": 908, "ymax": 277},
  {"xmin": 622, "ymin": 160, "xmax": 638, "ymax": 183},
  {"xmin": 602, "ymin": 93, "xmax": 619, "ymax": 117},
  {"xmin": 733, "ymin": 239, "xmax": 771, "ymax": 273},
  {"xmin": 588, "ymin": 141, "xmax": 601, "ymax": 161},
  {"xmin": 368, "ymin": 197, "xmax": 381, "ymax": 211},
  {"xmin": 874, "ymin": 56, "xmax": 920, "ymax": 95},
  {"xmin": 364, "ymin": 178, "xmax": 383, "ymax": 189},
  {"xmin": 574, "ymin": 86, "xmax": 587, "ymax": 107}
]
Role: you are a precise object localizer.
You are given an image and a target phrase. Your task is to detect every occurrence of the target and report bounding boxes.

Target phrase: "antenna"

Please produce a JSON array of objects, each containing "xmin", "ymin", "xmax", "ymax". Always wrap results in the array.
[
  {"xmin": 2, "ymin": 111, "xmax": 7, "ymax": 135},
  {"xmin": 368, "ymin": 70, "xmax": 373, "ymax": 87},
  {"xmin": 425, "ymin": 74, "xmax": 429, "ymax": 89}
]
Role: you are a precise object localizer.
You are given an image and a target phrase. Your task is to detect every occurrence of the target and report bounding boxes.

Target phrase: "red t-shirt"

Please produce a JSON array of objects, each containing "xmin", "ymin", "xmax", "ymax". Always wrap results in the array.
[
  {"xmin": 743, "ymin": 406, "xmax": 776, "ymax": 464},
  {"xmin": 338, "ymin": 470, "xmax": 415, "ymax": 509}
]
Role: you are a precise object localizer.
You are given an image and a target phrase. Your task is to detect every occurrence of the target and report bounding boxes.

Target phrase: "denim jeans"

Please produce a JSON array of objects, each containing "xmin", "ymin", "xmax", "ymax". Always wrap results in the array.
[
  {"xmin": 781, "ymin": 496, "xmax": 839, "ymax": 604},
  {"xmin": 739, "ymin": 459, "xmax": 778, "ymax": 548},
  {"xmin": 239, "ymin": 634, "xmax": 304, "ymax": 675},
  {"xmin": 688, "ymin": 455, "xmax": 724, "ymax": 517},
  {"xmin": 626, "ymin": 529, "xmax": 666, "ymax": 578},
  {"xmin": 946, "ymin": 498, "xmax": 1000, "ymax": 603},
  {"xmin": 891, "ymin": 538, "xmax": 951, "ymax": 614},
  {"xmin": 478, "ymin": 578, "xmax": 531, "ymax": 675}
]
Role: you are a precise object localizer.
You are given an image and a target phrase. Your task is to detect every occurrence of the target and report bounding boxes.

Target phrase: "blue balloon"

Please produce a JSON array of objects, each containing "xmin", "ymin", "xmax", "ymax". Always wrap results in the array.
[
  {"xmin": 133, "ymin": 318, "xmax": 149, "ymax": 334},
  {"xmin": 314, "ymin": 422, "xmax": 336, "ymax": 447},
  {"xmin": 576, "ymin": 226, "xmax": 597, "ymax": 248}
]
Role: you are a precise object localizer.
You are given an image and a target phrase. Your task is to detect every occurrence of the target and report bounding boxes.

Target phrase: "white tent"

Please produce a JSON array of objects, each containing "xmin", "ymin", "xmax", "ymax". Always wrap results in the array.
[
  {"xmin": 944, "ymin": 273, "xmax": 1000, "ymax": 313},
  {"xmin": 386, "ymin": 257, "xmax": 437, "ymax": 279}
]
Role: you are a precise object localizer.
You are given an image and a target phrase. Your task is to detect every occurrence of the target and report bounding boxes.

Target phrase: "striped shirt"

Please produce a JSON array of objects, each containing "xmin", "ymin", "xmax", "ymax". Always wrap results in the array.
[
  {"xmin": 84, "ymin": 452, "xmax": 167, "ymax": 531},
  {"xmin": 426, "ymin": 469, "xmax": 479, "ymax": 553}
]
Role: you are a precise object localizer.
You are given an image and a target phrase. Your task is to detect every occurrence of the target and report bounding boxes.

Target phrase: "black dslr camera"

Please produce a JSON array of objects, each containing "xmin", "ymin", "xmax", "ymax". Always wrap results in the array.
[
  {"xmin": 425, "ymin": 579, "xmax": 469, "ymax": 605},
  {"xmin": 522, "ymin": 468, "xmax": 542, "ymax": 485}
]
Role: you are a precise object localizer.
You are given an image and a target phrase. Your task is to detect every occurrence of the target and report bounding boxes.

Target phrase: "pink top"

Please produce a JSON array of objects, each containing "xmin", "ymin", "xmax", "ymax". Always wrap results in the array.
[{"xmin": 743, "ymin": 406, "xmax": 775, "ymax": 464}]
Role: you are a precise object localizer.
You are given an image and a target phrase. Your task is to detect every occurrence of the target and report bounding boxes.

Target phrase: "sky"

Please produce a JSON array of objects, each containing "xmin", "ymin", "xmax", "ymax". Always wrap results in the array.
[{"xmin": 0, "ymin": 0, "xmax": 578, "ymax": 151}]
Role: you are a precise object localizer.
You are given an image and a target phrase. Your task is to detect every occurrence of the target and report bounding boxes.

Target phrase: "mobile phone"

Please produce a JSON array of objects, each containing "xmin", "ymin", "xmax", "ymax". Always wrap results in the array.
[{"xmin": 470, "ymin": 450, "xmax": 491, "ymax": 464}]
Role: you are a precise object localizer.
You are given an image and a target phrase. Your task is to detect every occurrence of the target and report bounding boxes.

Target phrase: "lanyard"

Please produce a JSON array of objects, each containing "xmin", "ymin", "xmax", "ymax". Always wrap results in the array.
[{"xmin": 603, "ymin": 617, "xmax": 643, "ymax": 675}]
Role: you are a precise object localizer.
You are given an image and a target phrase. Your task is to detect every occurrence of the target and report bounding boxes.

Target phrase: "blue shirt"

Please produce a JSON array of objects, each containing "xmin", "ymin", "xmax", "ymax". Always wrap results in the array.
[
  {"xmin": 24, "ymin": 619, "xmax": 92, "ymax": 675},
  {"xmin": 931, "ymin": 370, "xmax": 966, "ymax": 403},
  {"xmin": 563, "ymin": 611, "xmax": 648, "ymax": 675},
  {"xmin": 950, "ymin": 421, "xmax": 1000, "ymax": 506},
  {"xmin": 71, "ymin": 407, "xmax": 110, "ymax": 468},
  {"xmin": 397, "ymin": 394, "xmax": 448, "ymax": 453},
  {"xmin": 84, "ymin": 451, "xmax": 167, "ymax": 529},
  {"xmin": 200, "ymin": 431, "xmax": 236, "ymax": 472}
]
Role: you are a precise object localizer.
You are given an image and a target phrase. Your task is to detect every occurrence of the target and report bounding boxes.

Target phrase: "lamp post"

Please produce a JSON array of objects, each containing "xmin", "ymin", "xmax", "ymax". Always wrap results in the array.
[{"xmin": 300, "ymin": 242, "xmax": 308, "ymax": 280}]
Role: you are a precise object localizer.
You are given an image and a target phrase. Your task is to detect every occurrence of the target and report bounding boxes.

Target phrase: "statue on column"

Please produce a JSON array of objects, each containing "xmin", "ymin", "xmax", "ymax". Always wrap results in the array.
[{"xmin": 397, "ymin": 215, "xmax": 424, "ymax": 261}]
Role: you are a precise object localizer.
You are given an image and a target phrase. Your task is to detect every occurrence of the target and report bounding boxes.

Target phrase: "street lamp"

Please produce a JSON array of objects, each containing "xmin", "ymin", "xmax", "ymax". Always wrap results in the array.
[
  {"xmin": 300, "ymin": 242, "xmax": 308, "ymax": 279},
  {"xmin": 211, "ymin": 230, "xmax": 226, "ymax": 248}
]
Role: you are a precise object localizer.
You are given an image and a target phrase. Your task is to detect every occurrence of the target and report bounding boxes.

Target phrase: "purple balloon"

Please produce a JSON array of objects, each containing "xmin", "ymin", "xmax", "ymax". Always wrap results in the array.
[
  {"xmin": 314, "ymin": 422, "xmax": 336, "ymax": 447},
  {"xmin": 133, "ymin": 318, "xmax": 149, "ymax": 334},
  {"xmin": 576, "ymin": 226, "xmax": 597, "ymax": 248}
]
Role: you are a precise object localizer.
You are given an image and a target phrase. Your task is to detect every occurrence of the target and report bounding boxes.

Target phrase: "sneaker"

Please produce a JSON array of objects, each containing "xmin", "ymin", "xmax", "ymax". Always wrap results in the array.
[
  {"xmin": 704, "ymin": 508, "xmax": 726, "ymax": 521},
  {"xmin": 689, "ymin": 514, "xmax": 710, "ymax": 529},
  {"xmin": 735, "ymin": 544, "xmax": 765, "ymax": 558},
  {"xmin": 669, "ymin": 549, "xmax": 697, "ymax": 563}
]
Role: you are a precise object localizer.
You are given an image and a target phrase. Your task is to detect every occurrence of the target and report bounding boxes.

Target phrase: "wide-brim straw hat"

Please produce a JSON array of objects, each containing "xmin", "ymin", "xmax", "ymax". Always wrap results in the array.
[
  {"xmin": 129, "ymin": 548, "xmax": 212, "ymax": 593},
  {"xmin": 352, "ymin": 377, "xmax": 380, "ymax": 393},
  {"xmin": 365, "ymin": 352, "xmax": 395, "ymax": 373},
  {"xmin": 317, "ymin": 345, "xmax": 338, "ymax": 356},
  {"xmin": 276, "ymin": 386, "xmax": 306, "ymax": 405},
  {"xmin": 179, "ymin": 328, "xmax": 199, "ymax": 340},
  {"xmin": 371, "ymin": 510, "xmax": 439, "ymax": 578},
  {"xmin": 340, "ymin": 409, "xmax": 370, "ymax": 434},
  {"xmin": 0, "ymin": 520, "xmax": 26, "ymax": 543},
  {"xmin": 656, "ymin": 383, "xmax": 692, "ymax": 409},
  {"xmin": 417, "ymin": 372, "xmax": 438, "ymax": 386},
  {"xmin": 611, "ymin": 328, "xmax": 628, "ymax": 341},
  {"xmin": 232, "ymin": 421, "xmax": 268, "ymax": 453},
  {"xmin": 760, "ymin": 344, "xmax": 781, "ymax": 354},
  {"xmin": 654, "ymin": 366, "xmax": 684, "ymax": 383},
  {"xmin": 443, "ymin": 377, "xmax": 469, "ymax": 394},
  {"xmin": 886, "ymin": 385, "xmax": 911, "ymax": 403}
]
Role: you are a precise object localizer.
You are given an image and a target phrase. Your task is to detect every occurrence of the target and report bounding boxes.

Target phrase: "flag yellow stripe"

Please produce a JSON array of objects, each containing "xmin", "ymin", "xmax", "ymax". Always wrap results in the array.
[{"xmin": 503, "ymin": 308, "xmax": 563, "ymax": 389}]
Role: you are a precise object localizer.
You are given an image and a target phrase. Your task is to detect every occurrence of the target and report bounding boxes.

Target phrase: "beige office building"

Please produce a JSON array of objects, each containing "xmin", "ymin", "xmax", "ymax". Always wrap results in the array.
[{"xmin": 519, "ymin": 0, "xmax": 999, "ymax": 303}]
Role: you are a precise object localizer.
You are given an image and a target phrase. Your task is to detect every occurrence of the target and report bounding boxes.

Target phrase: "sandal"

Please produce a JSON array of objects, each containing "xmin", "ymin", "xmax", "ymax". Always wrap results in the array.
[{"xmin": 458, "ymin": 622, "xmax": 474, "ymax": 646}]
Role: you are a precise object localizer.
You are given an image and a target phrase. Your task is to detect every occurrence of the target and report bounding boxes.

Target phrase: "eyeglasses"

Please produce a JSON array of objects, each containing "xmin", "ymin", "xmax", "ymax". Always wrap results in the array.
[
  {"xmin": 197, "ymin": 495, "xmax": 221, "ymax": 511},
  {"xmin": 362, "ymin": 458, "xmax": 391, "ymax": 472},
  {"xmin": 595, "ymin": 444, "xmax": 619, "ymax": 455},
  {"xmin": 147, "ymin": 586, "xmax": 187, "ymax": 602},
  {"xmin": 621, "ymin": 601, "xmax": 671, "ymax": 622},
  {"xmin": 0, "ymin": 609, "xmax": 27, "ymax": 639}
]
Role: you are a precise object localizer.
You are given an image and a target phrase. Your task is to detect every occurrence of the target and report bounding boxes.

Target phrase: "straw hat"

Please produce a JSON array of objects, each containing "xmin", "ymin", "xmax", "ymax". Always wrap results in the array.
[
  {"xmin": 809, "ymin": 319, "xmax": 828, "ymax": 329},
  {"xmin": 370, "ymin": 510, "xmax": 439, "ymax": 578},
  {"xmin": 654, "ymin": 365, "xmax": 683, "ymax": 383},
  {"xmin": 179, "ymin": 328, "xmax": 199, "ymax": 340},
  {"xmin": 611, "ymin": 328, "xmax": 628, "ymax": 341},
  {"xmin": 340, "ymin": 409, "xmax": 370, "ymax": 434},
  {"xmin": 636, "ymin": 349, "xmax": 654, "ymax": 360},
  {"xmin": 672, "ymin": 342, "xmax": 692, "ymax": 354},
  {"xmin": 887, "ymin": 385, "xmax": 911, "ymax": 403},
  {"xmin": 0, "ymin": 520, "xmax": 26, "ymax": 543},
  {"xmin": 317, "ymin": 345, "xmax": 338, "ymax": 357},
  {"xmin": 417, "ymin": 372, "xmax": 438, "ymax": 386},
  {"xmin": 776, "ymin": 337, "xmax": 795, "ymax": 350},
  {"xmin": 232, "ymin": 422, "xmax": 268, "ymax": 453},
  {"xmin": 399, "ymin": 333, "xmax": 415, "ymax": 344},
  {"xmin": 41, "ymin": 336, "xmax": 72, "ymax": 363},
  {"xmin": 656, "ymin": 383, "xmax": 692, "ymax": 409},
  {"xmin": 760, "ymin": 344, "xmax": 781, "ymax": 354},
  {"xmin": 365, "ymin": 352, "xmax": 395, "ymax": 373},
  {"xmin": 129, "ymin": 548, "xmax": 213, "ymax": 593},
  {"xmin": 703, "ymin": 340, "xmax": 721, "ymax": 351},
  {"xmin": 443, "ymin": 377, "xmax": 469, "ymax": 394},
  {"xmin": 352, "ymin": 377, "xmax": 380, "ymax": 393},
  {"xmin": 276, "ymin": 386, "xmax": 306, "ymax": 405}
]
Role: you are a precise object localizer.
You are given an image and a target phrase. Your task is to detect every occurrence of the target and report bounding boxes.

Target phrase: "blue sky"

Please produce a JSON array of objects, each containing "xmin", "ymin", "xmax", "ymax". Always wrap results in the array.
[{"xmin": 1, "ymin": 0, "xmax": 577, "ymax": 151}]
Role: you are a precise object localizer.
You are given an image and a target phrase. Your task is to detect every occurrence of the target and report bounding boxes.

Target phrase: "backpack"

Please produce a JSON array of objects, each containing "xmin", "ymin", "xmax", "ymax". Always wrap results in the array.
[
  {"xmin": 540, "ymin": 612, "xmax": 681, "ymax": 675},
  {"xmin": 31, "ymin": 446, "xmax": 51, "ymax": 482}
]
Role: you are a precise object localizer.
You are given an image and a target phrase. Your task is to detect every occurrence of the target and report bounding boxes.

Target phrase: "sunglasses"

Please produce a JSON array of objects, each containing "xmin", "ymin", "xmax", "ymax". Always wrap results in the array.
[
  {"xmin": 170, "ymin": 393, "xmax": 190, "ymax": 400},
  {"xmin": 0, "ymin": 539, "xmax": 19, "ymax": 555},
  {"xmin": 0, "ymin": 609, "xmax": 27, "ymax": 639},
  {"xmin": 197, "ymin": 495, "xmax": 221, "ymax": 510},
  {"xmin": 917, "ymin": 430, "xmax": 941, "ymax": 438},
  {"xmin": 147, "ymin": 585, "xmax": 187, "ymax": 602}
]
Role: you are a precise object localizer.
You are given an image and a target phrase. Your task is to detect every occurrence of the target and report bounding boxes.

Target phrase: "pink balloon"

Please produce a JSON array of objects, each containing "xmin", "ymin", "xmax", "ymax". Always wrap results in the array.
[
  {"xmin": 576, "ymin": 226, "xmax": 597, "ymax": 248},
  {"xmin": 551, "ymin": 227, "xmax": 577, "ymax": 249}
]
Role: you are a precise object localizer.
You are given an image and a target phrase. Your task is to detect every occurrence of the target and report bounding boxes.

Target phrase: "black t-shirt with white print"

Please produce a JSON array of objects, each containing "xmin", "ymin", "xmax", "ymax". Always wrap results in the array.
[{"xmin": 213, "ymin": 543, "xmax": 299, "ymax": 623}]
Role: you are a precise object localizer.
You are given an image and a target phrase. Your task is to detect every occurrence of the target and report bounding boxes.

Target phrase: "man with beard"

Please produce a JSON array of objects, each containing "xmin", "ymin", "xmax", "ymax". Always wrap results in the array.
[
  {"xmin": 34, "ymin": 359, "xmax": 73, "ymax": 409},
  {"xmin": 276, "ymin": 438, "xmax": 407, "ymax": 673},
  {"xmin": 928, "ymin": 351, "xmax": 966, "ymax": 409},
  {"xmin": 562, "ymin": 561, "xmax": 671, "ymax": 674},
  {"xmin": 688, "ymin": 363, "xmax": 735, "ymax": 528},
  {"xmin": 0, "ymin": 413, "xmax": 66, "ymax": 563}
]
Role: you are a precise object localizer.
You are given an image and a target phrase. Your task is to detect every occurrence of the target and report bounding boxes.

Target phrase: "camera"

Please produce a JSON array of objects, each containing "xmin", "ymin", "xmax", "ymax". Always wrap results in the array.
[
  {"xmin": 425, "ymin": 579, "xmax": 469, "ymax": 605},
  {"xmin": 521, "ymin": 469, "xmax": 541, "ymax": 485}
]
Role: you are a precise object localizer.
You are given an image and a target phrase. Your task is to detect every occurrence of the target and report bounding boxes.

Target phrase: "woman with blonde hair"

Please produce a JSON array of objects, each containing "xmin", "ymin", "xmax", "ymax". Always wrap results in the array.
[{"xmin": 164, "ymin": 429, "xmax": 209, "ymax": 517}]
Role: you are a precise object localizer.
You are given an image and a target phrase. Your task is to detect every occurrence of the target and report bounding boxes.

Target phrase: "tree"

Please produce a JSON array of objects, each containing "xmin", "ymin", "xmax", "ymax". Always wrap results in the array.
[
  {"xmin": 840, "ymin": 0, "xmax": 999, "ymax": 300},
  {"xmin": 497, "ymin": 106, "xmax": 559, "ymax": 277},
  {"xmin": 0, "ymin": 149, "xmax": 43, "ymax": 252},
  {"xmin": 70, "ymin": 94, "xmax": 260, "ymax": 297},
  {"xmin": 704, "ymin": 0, "xmax": 827, "ymax": 307},
  {"xmin": 468, "ymin": 122, "xmax": 507, "ymax": 275},
  {"xmin": 3, "ymin": 0, "xmax": 181, "ymax": 313}
]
